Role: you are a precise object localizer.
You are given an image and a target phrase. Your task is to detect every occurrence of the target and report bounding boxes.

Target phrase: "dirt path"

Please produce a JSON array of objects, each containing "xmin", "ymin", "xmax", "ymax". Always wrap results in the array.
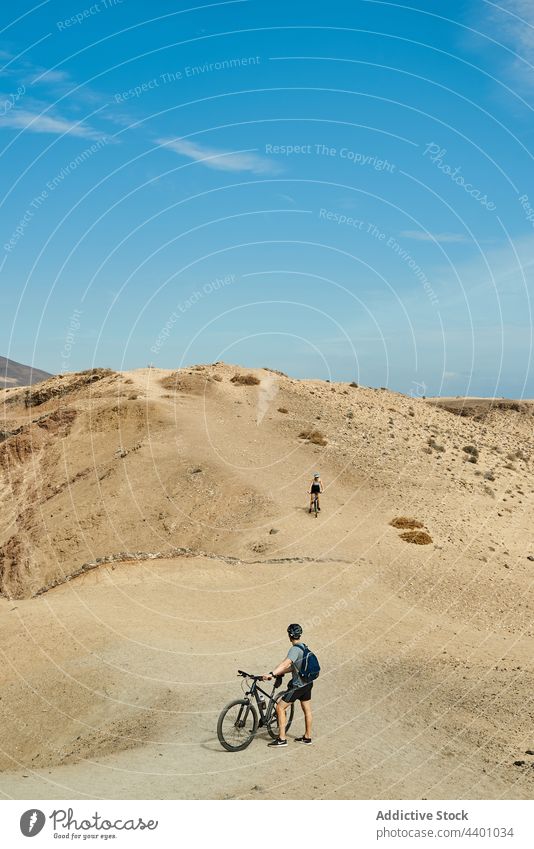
[{"xmin": 1, "ymin": 556, "xmax": 533, "ymax": 800}]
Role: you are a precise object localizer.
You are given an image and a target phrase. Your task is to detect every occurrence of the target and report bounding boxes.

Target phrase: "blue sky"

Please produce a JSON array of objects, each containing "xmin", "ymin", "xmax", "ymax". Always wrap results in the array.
[{"xmin": 1, "ymin": 0, "xmax": 534, "ymax": 396}]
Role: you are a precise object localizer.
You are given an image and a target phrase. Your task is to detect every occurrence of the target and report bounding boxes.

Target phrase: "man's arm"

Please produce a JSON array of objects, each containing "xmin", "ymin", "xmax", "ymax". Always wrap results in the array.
[{"xmin": 263, "ymin": 657, "xmax": 292, "ymax": 680}]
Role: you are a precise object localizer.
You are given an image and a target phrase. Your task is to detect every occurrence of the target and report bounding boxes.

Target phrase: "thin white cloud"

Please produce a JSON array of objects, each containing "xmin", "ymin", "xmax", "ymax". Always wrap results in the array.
[
  {"xmin": 484, "ymin": 0, "xmax": 534, "ymax": 88},
  {"xmin": 0, "ymin": 106, "xmax": 101, "ymax": 139},
  {"xmin": 401, "ymin": 230, "xmax": 469, "ymax": 244},
  {"xmin": 31, "ymin": 68, "xmax": 71, "ymax": 85},
  {"xmin": 157, "ymin": 137, "xmax": 281, "ymax": 175}
]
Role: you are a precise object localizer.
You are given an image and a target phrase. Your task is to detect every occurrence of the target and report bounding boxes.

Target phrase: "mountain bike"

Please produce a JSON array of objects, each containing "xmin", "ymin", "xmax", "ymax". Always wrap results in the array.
[
  {"xmin": 311, "ymin": 492, "xmax": 319, "ymax": 517},
  {"xmin": 217, "ymin": 671, "xmax": 295, "ymax": 751}
]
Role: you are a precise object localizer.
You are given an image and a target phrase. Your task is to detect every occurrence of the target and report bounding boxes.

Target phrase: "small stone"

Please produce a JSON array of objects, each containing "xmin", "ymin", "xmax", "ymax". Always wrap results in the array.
[
  {"xmin": 513, "ymin": 760, "xmax": 526, "ymax": 767},
  {"xmin": 269, "ymin": 528, "xmax": 279, "ymax": 535},
  {"xmin": 527, "ymin": 555, "xmax": 534, "ymax": 561}
]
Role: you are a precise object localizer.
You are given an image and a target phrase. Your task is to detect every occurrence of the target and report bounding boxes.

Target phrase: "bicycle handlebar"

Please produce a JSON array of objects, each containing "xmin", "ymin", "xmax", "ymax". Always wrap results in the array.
[
  {"xmin": 237, "ymin": 670, "xmax": 283, "ymax": 687},
  {"xmin": 237, "ymin": 669, "xmax": 263, "ymax": 679}
]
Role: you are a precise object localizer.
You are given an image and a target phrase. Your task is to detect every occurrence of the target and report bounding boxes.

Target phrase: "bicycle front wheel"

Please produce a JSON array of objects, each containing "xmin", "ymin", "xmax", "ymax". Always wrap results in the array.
[
  {"xmin": 217, "ymin": 699, "xmax": 258, "ymax": 751},
  {"xmin": 267, "ymin": 693, "xmax": 295, "ymax": 739}
]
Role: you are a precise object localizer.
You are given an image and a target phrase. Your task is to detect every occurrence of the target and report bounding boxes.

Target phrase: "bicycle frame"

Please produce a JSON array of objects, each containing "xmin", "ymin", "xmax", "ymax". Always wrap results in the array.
[{"xmin": 244, "ymin": 678, "xmax": 278, "ymax": 727}]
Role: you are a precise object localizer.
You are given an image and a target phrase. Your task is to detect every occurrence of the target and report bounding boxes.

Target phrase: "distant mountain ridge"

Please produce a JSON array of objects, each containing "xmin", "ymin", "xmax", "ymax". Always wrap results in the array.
[{"xmin": 0, "ymin": 356, "xmax": 52, "ymax": 387}]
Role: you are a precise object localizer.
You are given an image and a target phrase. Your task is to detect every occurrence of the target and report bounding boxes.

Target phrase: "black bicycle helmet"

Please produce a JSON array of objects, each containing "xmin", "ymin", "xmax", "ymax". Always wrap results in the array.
[{"xmin": 287, "ymin": 623, "xmax": 303, "ymax": 639}]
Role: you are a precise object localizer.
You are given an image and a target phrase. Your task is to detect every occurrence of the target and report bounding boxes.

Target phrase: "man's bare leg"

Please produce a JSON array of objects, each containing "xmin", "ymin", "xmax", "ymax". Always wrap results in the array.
[
  {"xmin": 301, "ymin": 699, "xmax": 312, "ymax": 738},
  {"xmin": 276, "ymin": 700, "xmax": 290, "ymax": 741}
]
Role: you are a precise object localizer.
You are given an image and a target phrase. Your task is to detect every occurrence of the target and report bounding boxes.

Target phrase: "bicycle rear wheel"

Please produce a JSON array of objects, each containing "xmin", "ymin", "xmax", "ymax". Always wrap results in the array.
[
  {"xmin": 267, "ymin": 693, "xmax": 295, "ymax": 739},
  {"xmin": 314, "ymin": 496, "xmax": 318, "ymax": 517},
  {"xmin": 217, "ymin": 699, "xmax": 258, "ymax": 751}
]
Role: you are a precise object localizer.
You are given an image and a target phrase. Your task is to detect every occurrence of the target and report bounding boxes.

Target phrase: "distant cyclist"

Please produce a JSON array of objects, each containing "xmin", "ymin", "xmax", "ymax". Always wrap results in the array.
[
  {"xmin": 309, "ymin": 472, "xmax": 324, "ymax": 513},
  {"xmin": 262, "ymin": 624, "xmax": 314, "ymax": 747}
]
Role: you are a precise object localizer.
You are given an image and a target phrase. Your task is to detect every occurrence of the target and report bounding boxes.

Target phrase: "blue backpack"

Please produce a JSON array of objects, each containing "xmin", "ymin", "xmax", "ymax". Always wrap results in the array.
[{"xmin": 296, "ymin": 643, "xmax": 321, "ymax": 682}]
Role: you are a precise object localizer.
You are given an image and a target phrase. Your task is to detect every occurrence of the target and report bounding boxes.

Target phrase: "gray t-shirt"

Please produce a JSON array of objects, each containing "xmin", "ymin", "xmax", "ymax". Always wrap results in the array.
[{"xmin": 287, "ymin": 644, "xmax": 306, "ymax": 688}]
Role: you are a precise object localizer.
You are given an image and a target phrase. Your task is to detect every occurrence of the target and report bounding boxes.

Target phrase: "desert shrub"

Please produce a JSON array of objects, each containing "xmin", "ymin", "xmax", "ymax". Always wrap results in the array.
[
  {"xmin": 347, "ymin": 411, "xmax": 354, "ymax": 419},
  {"xmin": 160, "ymin": 373, "xmax": 179, "ymax": 390},
  {"xmin": 277, "ymin": 407, "xmax": 288, "ymax": 414},
  {"xmin": 124, "ymin": 378, "xmax": 134, "ymax": 384},
  {"xmin": 427, "ymin": 437, "xmax": 445, "ymax": 452},
  {"xmin": 231, "ymin": 373, "xmax": 260, "ymax": 385},
  {"xmin": 212, "ymin": 374, "xmax": 223, "ymax": 382},
  {"xmin": 128, "ymin": 393, "xmax": 138, "ymax": 400},
  {"xmin": 400, "ymin": 530, "xmax": 433, "ymax": 545},
  {"xmin": 349, "ymin": 381, "xmax": 358, "ymax": 388},
  {"xmin": 299, "ymin": 429, "xmax": 327, "ymax": 446},
  {"xmin": 483, "ymin": 470, "xmax": 495, "ymax": 481},
  {"xmin": 463, "ymin": 444, "xmax": 479, "ymax": 457},
  {"xmin": 390, "ymin": 517, "xmax": 424, "ymax": 529},
  {"xmin": 507, "ymin": 449, "xmax": 529, "ymax": 462},
  {"xmin": 466, "ymin": 455, "xmax": 478, "ymax": 464}
]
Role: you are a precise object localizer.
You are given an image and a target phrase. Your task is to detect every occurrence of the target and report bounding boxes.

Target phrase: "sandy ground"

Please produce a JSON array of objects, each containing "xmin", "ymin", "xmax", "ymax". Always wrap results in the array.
[{"xmin": 1, "ymin": 365, "xmax": 534, "ymax": 798}]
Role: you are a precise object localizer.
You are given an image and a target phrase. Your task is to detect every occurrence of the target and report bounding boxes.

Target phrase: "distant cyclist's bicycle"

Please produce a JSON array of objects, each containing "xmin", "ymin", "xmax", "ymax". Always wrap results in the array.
[
  {"xmin": 217, "ymin": 671, "xmax": 294, "ymax": 751},
  {"xmin": 311, "ymin": 492, "xmax": 319, "ymax": 517}
]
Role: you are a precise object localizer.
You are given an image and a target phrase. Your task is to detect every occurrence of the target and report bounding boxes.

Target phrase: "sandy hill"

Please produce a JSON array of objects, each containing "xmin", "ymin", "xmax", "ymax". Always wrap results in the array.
[
  {"xmin": 0, "ymin": 355, "xmax": 52, "ymax": 388},
  {"xmin": 1, "ymin": 364, "xmax": 534, "ymax": 800}
]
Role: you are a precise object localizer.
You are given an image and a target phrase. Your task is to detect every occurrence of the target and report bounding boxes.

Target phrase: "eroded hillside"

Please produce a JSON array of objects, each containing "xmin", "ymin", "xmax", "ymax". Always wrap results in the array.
[{"xmin": 1, "ymin": 364, "xmax": 533, "ymax": 615}]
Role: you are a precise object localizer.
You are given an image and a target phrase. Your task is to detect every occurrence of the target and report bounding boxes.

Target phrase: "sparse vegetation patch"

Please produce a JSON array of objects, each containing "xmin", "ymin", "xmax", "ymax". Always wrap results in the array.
[
  {"xmin": 400, "ymin": 530, "xmax": 433, "ymax": 545},
  {"xmin": 390, "ymin": 517, "xmax": 424, "ymax": 529},
  {"xmin": 230, "ymin": 373, "xmax": 260, "ymax": 386},
  {"xmin": 298, "ymin": 429, "xmax": 327, "ymax": 446}
]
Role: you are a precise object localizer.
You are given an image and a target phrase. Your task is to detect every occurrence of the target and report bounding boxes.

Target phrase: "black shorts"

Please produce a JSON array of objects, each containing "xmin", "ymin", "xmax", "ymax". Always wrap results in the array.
[
  {"xmin": 282, "ymin": 682, "xmax": 313, "ymax": 703},
  {"xmin": 311, "ymin": 484, "xmax": 321, "ymax": 494}
]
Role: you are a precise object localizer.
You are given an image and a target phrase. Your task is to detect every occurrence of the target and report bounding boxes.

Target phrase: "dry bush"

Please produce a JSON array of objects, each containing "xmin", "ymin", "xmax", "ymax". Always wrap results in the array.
[
  {"xmin": 230, "ymin": 373, "xmax": 260, "ymax": 386},
  {"xmin": 160, "ymin": 374, "xmax": 180, "ymax": 390},
  {"xmin": 159, "ymin": 372, "xmax": 212, "ymax": 392},
  {"xmin": 124, "ymin": 378, "xmax": 134, "ymax": 384},
  {"xmin": 277, "ymin": 407, "xmax": 288, "ymax": 414},
  {"xmin": 400, "ymin": 530, "xmax": 433, "ymax": 545},
  {"xmin": 390, "ymin": 517, "xmax": 424, "ymax": 529},
  {"xmin": 212, "ymin": 374, "xmax": 223, "ymax": 382},
  {"xmin": 427, "ymin": 437, "xmax": 445, "ymax": 452},
  {"xmin": 507, "ymin": 448, "xmax": 529, "ymax": 462},
  {"xmin": 463, "ymin": 444, "xmax": 479, "ymax": 457},
  {"xmin": 299, "ymin": 429, "xmax": 327, "ymax": 446}
]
